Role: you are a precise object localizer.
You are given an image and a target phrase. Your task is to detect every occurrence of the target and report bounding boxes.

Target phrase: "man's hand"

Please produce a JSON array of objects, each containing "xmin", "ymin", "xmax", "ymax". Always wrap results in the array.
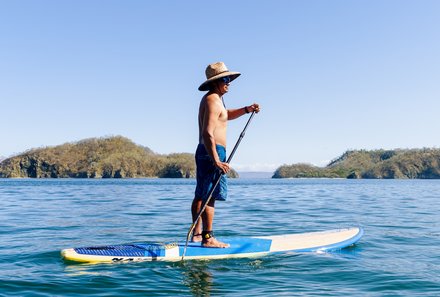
[
  {"xmin": 215, "ymin": 161, "xmax": 230, "ymax": 174},
  {"xmin": 246, "ymin": 103, "xmax": 261, "ymax": 113}
]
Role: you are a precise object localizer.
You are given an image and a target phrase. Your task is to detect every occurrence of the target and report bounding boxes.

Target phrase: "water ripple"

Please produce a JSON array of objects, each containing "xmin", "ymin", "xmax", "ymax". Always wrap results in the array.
[{"xmin": 0, "ymin": 178, "xmax": 440, "ymax": 296}]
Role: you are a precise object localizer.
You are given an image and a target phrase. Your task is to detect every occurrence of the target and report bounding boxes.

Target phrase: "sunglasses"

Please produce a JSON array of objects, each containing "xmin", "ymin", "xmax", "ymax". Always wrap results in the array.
[{"xmin": 220, "ymin": 76, "xmax": 232, "ymax": 84}]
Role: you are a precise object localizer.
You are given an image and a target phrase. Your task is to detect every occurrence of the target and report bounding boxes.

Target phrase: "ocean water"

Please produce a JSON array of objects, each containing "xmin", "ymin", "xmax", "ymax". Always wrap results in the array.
[{"xmin": 0, "ymin": 178, "xmax": 439, "ymax": 296}]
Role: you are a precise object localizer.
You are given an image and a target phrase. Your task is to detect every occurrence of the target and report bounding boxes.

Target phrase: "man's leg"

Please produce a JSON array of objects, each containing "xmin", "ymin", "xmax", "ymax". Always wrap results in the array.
[
  {"xmin": 191, "ymin": 197, "xmax": 203, "ymax": 242},
  {"xmin": 201, "ymin": 199, "xmax": 230, "ymax": 248}
]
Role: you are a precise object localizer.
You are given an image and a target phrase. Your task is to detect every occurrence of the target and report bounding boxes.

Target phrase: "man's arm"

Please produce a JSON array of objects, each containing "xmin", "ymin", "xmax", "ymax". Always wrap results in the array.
[{"xmin": 227, "ymin": 103, "xmax": 260, "ymax": 120}]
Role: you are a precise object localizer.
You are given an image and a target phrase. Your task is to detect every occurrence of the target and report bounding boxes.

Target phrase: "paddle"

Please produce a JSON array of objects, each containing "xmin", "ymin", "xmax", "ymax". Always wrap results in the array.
[{"xmin": 182, "ymin": 111, "xmax": 256, "ymax": 260}]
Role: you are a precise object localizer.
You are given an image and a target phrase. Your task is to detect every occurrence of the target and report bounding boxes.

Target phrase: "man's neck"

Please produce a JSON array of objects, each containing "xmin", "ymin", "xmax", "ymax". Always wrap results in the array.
[{"xmin": 209, "ymin": 90, "xmax": 224, "ymax": 97}]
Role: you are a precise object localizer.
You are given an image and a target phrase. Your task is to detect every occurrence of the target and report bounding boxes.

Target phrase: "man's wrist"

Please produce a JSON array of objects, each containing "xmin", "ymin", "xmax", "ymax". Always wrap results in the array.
[{"xmin": 244, "ymin": 106, "xmax": 250, "ymax": 114}]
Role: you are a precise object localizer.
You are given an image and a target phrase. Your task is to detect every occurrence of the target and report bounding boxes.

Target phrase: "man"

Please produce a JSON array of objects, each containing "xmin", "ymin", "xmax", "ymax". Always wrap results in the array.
[{"xmin": 192, "ymin": 62, "xmax": 260, "ymax": 248}]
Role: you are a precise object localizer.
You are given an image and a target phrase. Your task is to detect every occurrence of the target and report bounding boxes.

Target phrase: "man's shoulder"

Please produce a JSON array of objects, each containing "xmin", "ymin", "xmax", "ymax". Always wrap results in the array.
[
  {"xmin": 202, "ymin": 93, "xmax": 222, "ymax": 106},
  {"xmin": 204, "ymin": 92, "xmax": 220, "ymax": 101}
]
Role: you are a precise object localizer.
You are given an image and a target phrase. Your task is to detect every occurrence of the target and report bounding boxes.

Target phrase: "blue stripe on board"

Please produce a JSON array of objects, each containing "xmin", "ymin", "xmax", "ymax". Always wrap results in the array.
[{"xmin": 179, "ymin": 237, "xmax": 273, "ymax": 257}]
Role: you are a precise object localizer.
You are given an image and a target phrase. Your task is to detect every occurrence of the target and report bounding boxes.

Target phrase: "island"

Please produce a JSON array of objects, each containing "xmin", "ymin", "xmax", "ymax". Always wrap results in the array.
[
  {"xmin": 2, "ymin": 137, "xmax": 439, "ymax": 179},
  {"xmin": 0, "ymin": 136, "xmax": 239, "ymax": 178},
  {"xmin": 273, "ymin": 149, "xmax": 440, "ymax": 179}
]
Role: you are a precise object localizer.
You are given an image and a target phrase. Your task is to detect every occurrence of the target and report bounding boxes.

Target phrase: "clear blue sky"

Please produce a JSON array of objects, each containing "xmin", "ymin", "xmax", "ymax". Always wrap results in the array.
[{"xmin": 1, "ymin": 1, "xmax": 439, "ymax": 171}]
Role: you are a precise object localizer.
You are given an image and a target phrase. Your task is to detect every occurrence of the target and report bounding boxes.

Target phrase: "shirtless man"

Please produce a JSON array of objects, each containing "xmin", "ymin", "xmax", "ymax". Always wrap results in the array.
[{"xmin": 192, "ymin": 62, "xmax": 260, "ymax": 248}]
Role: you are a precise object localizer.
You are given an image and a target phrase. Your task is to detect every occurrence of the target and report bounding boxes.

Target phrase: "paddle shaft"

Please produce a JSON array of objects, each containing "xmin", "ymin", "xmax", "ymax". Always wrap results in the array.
[{"xmin": 181, "ymin": 111, "xmax": 256, "ymax": 260}]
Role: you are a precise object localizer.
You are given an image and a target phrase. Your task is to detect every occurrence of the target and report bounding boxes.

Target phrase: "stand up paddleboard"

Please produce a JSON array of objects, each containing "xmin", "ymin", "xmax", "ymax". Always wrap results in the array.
[{"xmin": 61, "ymin": 227, "xmax": 363, "ymax": 263}]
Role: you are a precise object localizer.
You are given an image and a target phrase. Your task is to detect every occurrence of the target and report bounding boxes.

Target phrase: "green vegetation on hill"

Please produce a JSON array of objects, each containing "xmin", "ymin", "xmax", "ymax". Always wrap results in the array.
[
  {"xmin": 273, "ymin": 149, "xmax": 440, "ymax": 179},
  {"xmin": 0, "ymin": 136, "xmax": 238, "ymax": 178}
]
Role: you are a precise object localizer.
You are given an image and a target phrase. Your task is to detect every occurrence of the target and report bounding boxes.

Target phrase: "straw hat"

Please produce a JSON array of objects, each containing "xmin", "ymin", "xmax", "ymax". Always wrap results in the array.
[{"xmin": 198, "ymin": 62, "xmax": 241, "ymax": 91}]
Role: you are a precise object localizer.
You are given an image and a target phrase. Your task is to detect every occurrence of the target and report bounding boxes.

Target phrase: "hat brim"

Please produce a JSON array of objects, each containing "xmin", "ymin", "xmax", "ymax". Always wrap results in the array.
[{"xmin": 198, "ymin": 72, "xmax": 241, "ymax": 91}]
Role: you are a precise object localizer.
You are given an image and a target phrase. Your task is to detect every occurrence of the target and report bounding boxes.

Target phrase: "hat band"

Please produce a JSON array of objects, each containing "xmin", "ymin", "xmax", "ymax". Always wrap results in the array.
[{"xmin": 207, "ymin": 70, "xmax": 230, "ymax": 80}]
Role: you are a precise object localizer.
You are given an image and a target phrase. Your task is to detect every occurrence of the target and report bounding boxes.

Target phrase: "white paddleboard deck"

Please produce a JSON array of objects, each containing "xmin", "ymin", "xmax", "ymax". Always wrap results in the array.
[{"xmin": 61, "ymin": 227, "xmax": 363, "ymax": 263}]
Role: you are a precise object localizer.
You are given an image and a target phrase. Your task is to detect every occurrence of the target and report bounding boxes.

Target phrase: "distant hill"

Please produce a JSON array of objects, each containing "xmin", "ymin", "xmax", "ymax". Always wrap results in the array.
[
  {"xmin": 273, "ymin": 149, "xmax": 440, "ymax": 179},
  {"xmin": 0, "ymin": 136, "xmax": 239, "ymax": 178},
  {"xmin": 0, "ymin": 136, "xmax": 187, "ymax": 178}
]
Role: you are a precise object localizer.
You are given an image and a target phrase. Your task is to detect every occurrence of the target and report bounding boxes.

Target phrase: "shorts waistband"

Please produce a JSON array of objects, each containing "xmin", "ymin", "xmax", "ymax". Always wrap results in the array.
[{"xmin": 197, "ymin": 143, "xmax": 226, "ymax": 151}]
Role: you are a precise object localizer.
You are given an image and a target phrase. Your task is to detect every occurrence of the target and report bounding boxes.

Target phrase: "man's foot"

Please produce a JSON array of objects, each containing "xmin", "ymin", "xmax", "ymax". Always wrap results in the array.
[
  {"xmin": 202, "ymin": 237, "xmax": 230, "ymax": 248},
  {"xmin": 191, "ymin": 233, "xmax": 202, "ymax": 243},
  {"xmin": 201, "ymin": 231, "xmax": 230, "ymax": 248}
]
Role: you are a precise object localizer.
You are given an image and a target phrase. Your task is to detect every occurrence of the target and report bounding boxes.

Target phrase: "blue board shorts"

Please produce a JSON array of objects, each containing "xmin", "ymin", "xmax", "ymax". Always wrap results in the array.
[{"xmin": 194, "ymin": 144, "xmax": 227, "ymax": 202}]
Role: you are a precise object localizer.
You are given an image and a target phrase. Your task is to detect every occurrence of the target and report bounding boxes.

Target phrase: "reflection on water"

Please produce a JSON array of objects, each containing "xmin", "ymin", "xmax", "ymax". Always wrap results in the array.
[
  {"xmin": 64, "ymin": 264, "xmax": 113, "ymax": 277},
  {"xmin": 180, "ymin": 261, "xmax": 213, "ymax": 296}
]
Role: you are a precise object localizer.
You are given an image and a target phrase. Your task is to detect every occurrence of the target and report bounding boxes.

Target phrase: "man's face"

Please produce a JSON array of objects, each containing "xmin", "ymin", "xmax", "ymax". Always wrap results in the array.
[{"xmin": 215, "ymin": 76, "xmax": 231, "ymax": 94}]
